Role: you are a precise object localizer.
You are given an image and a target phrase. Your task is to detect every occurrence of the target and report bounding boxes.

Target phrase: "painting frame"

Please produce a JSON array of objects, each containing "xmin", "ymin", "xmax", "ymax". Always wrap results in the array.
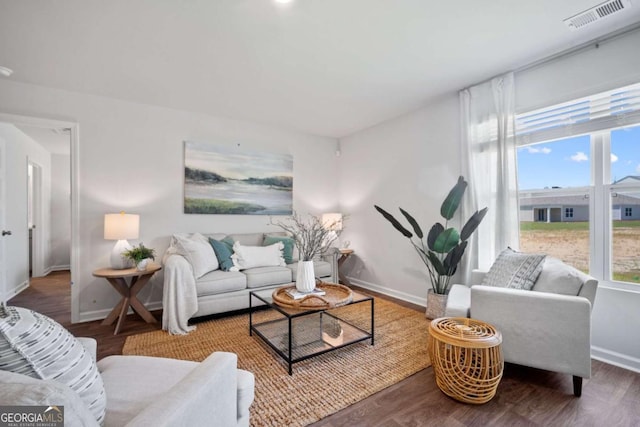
[{"xmin": 183, "ymin": 141, "xmax": 293, "ymax": 215}]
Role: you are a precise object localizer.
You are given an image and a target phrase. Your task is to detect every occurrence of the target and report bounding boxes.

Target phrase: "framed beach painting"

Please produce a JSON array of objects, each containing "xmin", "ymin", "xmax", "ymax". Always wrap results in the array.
[{"xmin": 184, "ymin": 141, "xmax": 293, "ymax": 215}]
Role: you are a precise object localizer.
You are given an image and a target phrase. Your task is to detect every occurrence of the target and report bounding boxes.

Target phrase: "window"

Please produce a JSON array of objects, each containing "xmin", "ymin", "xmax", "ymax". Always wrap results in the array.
[{"xmin": 517, "ymin": 82, "xmax": 640, "ymax": 286}]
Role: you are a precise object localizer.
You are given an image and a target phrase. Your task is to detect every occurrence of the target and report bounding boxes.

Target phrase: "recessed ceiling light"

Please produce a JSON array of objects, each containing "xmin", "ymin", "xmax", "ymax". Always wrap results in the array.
[{"xmin": 0, "ymin": 66, "xmax": 13, "ymax": 77}]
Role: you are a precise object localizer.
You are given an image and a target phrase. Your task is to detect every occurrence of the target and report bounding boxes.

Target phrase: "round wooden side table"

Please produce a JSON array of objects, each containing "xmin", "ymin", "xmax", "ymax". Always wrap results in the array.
[
  {"xmin": 428, "ymin": 317, "xmax": 503, "ymax": 404},
  {"xmin": 93, "ymin": 263, "xmax": 161, "ymax": 335}
]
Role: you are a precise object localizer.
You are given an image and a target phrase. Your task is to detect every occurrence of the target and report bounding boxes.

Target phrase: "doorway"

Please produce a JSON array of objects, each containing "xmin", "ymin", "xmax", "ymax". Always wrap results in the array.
[{"xmin": 0, "ymin": 113, "xmax": 79, "ymax": 322}]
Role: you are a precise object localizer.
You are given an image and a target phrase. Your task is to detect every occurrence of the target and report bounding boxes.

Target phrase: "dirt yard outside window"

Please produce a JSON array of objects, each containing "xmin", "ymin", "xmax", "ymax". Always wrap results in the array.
[{"xmin": 519, "ymin": 220, "xmax": 640, "ymax": 284}]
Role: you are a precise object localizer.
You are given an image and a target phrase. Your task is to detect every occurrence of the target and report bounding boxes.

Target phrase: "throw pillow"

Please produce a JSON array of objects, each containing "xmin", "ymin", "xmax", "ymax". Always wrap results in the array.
[
  {"xmin": 0, "ymin": 306, "xmax": 106, "ymax": 425},
  {"xmin": 173, "ymin": 233, "xmax": 219, "ymax": 278},
  {"xmin": 231, "ymin": 241, "xmax": 286, "ymax": 270},
  {"xmin": 263, "ymin": 235, "xmax": 295, "ymax": 264},
  {"xmin": 0, "ymin": 371, "xmax": 100, "ymax": 427},
  {"xmin": 533, "ymin": 257, "xmax": 585, "ymax": 296},
  {"xmin": 482, "ymin": 247, "xmax": 546, "ymax": 290},
  {"xmin": 209, "ymin": 238, "xmax": 238, "ymax": 272}
]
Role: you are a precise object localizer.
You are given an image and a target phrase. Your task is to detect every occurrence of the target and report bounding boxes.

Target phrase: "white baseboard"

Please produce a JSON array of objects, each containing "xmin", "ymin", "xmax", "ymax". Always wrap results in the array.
[
  {"xmin": 77, "ymin": 300, "xmax": 163, "ymax": 323},
  {"xmin": 4, "ymin": 280, "xmax": 29, "ymax": 302},
  {"xmin": 347, "ymin": 276, "xmax": 427, "ymax": 307},
  {"xmin": 592, "ymin": 346, "xmax": 640, "ymax": 373},
  {"xmin": 49, "ymin": 264, "xmax": 71, "ymax": 272}
]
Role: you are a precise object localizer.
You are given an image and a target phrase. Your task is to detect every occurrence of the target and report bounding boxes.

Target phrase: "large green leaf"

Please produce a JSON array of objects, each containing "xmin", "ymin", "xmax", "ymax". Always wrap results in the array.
[
  {"xmin": 427, "ymin": 223, "xmax": 444, "ymax": 250},
  {"xmin": 440, "ymin": 176, "xmax": 467, "ymax": 220},
  {"xmin": 399, "ymin": 208, "xmax": 423, "ymax": 239},
  {"xmin": 427, "ymin": 251, "xmax": 446, "ymax": 275},
  {"xmin": 433, "ymin": 227, "xmax": 460, "ymax": 254},
  {"xmin": 374, "ymin": 205, "xmax": 413, "ymax": 238},
  {"xmin": 460, "ymin": 207, "xmax": 488, "ymax": 241},
  {"xmin": 443, "ymin": 241, "xmax": 468, "ymax": 275}
]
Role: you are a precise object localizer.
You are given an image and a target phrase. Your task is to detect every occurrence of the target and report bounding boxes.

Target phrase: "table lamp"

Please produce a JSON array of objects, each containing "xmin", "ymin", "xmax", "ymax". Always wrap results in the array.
[
  {"xmin": 322, "ymin": 213, "xmax": 343, "ymax": 231},
  {"xmin": 322, "ymin": 213, "xmax": 343, "ymax": 248},
  {"xmin": 104, "ymin": 212, "xmax": 139, "ymax": 269}
]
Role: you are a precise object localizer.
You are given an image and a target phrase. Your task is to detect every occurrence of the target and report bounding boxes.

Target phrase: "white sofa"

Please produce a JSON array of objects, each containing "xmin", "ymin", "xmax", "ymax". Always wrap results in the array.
[
  {"xmin": 0, "ymin": 337, "xmax": 255, "ymax": 427},
  {"xmin": 163, "ymin": 232, "xmax": 338, "ymax": 334},
  {"xmin": 445, "ymin": 257, "xmax": 598, "ymax": 396}
]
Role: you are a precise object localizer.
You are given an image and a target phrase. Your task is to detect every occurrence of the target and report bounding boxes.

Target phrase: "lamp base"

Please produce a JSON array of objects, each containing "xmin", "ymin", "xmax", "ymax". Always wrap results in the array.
[{"xmin": 110, "ymin": 240, "xmax": 133, "ymax": 269}]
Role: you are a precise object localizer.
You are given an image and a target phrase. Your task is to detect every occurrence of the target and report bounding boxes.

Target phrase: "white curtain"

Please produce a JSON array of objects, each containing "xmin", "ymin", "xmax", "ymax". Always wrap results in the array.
[{"xmin": 460, "ymin": 72, "xmax": 519, "ymax": 281}]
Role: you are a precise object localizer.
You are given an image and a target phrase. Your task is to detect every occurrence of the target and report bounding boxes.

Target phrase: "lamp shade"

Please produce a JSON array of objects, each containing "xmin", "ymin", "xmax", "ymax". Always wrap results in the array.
[
  {"xmin": 104, "ymin": 213, "xmax": 139, "ymax": 240},
  {"xmin": 322, "ymin": 213, "xmax": 343, "ymax": 231}
]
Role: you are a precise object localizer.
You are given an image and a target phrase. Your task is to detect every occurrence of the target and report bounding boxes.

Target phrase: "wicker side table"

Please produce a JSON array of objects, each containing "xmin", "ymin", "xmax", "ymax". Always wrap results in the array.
[{"xmin": 428, "ymin": 317, "xmax": 503, "ymax": 404}]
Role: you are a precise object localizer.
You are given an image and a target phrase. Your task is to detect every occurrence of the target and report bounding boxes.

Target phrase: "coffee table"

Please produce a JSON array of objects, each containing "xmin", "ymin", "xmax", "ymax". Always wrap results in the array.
[{"xmin": 249, "ymin": 286, "xmax": 374, "ymax": 375}]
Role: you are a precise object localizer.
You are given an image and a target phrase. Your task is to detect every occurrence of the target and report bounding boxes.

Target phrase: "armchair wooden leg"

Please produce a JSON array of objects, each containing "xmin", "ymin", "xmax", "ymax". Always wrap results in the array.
[{"xmin": 573, "ymin": 376, "xmax": 582, "ymax": 397}]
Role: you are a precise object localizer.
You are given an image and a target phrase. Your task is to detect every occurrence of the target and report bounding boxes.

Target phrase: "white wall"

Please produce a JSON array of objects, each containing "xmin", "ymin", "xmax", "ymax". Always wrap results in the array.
[
  {"xmin": 0, "ymin": 80, "xmax": 339, "ymax": 322},
  {"xmin": 50, "ymin": 153, "xmax": 71, "ymax": 270},
  {"xmin": 338, "ymin": 94, "xmax": 460, "ymax": 305},
  {"xmin": 0, "ymin": 123, "xmax": 51, "ymax": 300},
  {"xmin": 338, "ymin": 28, "xmax": 640, "ymax": 372}
]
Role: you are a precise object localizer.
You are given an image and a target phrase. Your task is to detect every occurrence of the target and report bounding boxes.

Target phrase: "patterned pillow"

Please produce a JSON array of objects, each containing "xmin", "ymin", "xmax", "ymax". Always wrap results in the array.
[
  {"xmin": 0, "ymin": 306, "xmax": 106, "ymax": 424},
  {"xmin": 482, "ymin": 247, "xmax": 546, "ymax": 290}
]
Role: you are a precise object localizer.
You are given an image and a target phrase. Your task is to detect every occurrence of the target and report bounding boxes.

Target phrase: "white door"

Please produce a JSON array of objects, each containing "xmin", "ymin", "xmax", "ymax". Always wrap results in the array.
[{"xmin": 0, "ymin": 137, "xmax": 7, "ymax": 303}]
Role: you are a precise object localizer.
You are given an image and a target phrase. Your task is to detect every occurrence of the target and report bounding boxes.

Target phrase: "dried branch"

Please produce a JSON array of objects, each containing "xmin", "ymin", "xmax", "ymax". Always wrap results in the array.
[{"xmin": 271, "ymin": 211, "xmax": 340, "ymax": 261}]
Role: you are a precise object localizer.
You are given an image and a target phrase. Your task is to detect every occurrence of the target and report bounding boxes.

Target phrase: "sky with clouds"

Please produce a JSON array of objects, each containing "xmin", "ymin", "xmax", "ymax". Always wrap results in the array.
[{"xmin": 517, "ymin": 126, "xmax": 640, "ymax": 190}]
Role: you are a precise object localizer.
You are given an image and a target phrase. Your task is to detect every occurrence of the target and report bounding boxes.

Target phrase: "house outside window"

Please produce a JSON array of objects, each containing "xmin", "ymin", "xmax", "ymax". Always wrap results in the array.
[{"xmin": 516, "ymin": 82, "xmax": 640, "ymax": 287}]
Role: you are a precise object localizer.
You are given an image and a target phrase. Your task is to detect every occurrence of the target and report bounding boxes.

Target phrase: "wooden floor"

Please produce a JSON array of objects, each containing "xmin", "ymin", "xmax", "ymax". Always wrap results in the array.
[{"xmin": 10, "ymin": 271, "xmax": 640, "ymax": 426}]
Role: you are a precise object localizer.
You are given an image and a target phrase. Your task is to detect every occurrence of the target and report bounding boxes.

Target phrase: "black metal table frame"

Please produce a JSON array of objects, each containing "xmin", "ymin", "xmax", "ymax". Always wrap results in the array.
[{"xmin": 249, "ymin": 290, "xmax": 374, "ymax": 375}]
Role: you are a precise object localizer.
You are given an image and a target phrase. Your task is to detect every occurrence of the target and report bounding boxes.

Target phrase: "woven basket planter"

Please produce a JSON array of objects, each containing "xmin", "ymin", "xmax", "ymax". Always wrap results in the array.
[{"xmin": 425, "ymin": 289, "xmax": 448, "ymax": 319}]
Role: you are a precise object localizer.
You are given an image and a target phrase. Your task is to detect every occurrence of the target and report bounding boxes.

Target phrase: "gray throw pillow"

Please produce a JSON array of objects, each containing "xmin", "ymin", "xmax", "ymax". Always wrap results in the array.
[{"xmin": 482, "ymin": 247, "xmax": 546, "ymax": 290}]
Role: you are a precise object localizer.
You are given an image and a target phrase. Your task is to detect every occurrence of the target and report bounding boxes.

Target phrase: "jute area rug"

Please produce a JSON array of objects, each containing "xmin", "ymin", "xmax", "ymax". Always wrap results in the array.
[{"xmin": 123, "ymin": 297, "xmax": 431, "ymax": 427}]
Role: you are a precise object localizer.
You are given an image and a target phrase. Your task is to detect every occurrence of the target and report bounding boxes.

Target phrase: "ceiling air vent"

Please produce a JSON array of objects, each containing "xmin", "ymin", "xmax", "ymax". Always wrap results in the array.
[{"xmin": 564, "ymin": 0, "xmax": 631, "ymax": 30}]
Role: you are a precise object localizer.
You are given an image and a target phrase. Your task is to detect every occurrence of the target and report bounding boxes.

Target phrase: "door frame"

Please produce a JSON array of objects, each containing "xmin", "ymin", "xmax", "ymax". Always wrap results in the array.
[{"xmin": 0, "ymin": 113, "xmax": 79, "ymax": 322}]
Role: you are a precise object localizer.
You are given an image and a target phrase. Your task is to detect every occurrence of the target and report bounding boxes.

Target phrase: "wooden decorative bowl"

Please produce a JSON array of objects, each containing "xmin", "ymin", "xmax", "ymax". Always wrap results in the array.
[{"xmin": 272, "ymin": 282, "xmax": 353, "ymax": 310}]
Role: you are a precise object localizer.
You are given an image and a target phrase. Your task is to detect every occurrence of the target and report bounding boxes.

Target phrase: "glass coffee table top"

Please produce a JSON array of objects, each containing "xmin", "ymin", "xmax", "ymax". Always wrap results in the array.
[{"xmin": 249, "ymin": 287, "xmax": 374, "ymax": 375}]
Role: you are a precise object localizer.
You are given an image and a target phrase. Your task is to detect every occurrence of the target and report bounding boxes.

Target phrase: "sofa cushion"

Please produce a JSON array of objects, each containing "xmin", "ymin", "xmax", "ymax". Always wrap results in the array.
[
  {"xmin": 196, "ymin": 269, "xmax": 247, "ymax": 296},
  {"xmin": 231, "ymin": 241, "xmax": 286, "ymax": 270},
  {"xmin": 288, "ymin": 260, "xmax": 332, "ymax": 280},
  {"xmin": 209, "ymin": 238, "xmax": 238, "ymax": 272},
  {"xmin": 173, "ymin": 233, "xmax": 218, "ymax": 278},
  {"xmin": 533, "ymin": 257, "xmax": 585, "ymax": 296},
  {"xmin": 263, "ymin": 235, "xmax": 295, "ymax": 264},
  {"xmin": 226, "ymin": 233, "xmax": 265, "ymax": 247},
  {"xmin": 482, "ymin": 247, "xmax": 546, "ymax": 290},
  {"xmin": 0, "ymin": 370, "xmax": 100, "ymax": 427},
  {"xmin": 0, "ymin": 306, "xmax": 106, "ymax": 425},
  {"xmin": 244, "ymin": 266, "xmax": 293, "ymax": 288},
  {"xmin": 98, "ymin": 355, "xmax": 198, "ymax": 427}
]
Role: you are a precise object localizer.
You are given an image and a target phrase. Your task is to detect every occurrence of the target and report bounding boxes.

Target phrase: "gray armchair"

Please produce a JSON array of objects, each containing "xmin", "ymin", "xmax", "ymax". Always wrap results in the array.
[{"xmin": 446, "ymin": 257, "xmax": 598, "ymax": 396}]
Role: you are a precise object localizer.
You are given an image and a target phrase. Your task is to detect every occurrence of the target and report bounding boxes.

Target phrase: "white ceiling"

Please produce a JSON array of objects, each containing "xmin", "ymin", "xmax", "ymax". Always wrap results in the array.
[
  {"xmin": 1, "ymin": 0, "xmax": 640, "ymax": 138},
  {"xmin": 16, "ymin": 126, "xmax": 70, "ymax": 156}
]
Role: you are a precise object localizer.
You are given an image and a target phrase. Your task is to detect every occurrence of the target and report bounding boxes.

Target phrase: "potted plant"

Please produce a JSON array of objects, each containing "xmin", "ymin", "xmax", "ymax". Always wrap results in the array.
[
  {"xmin": 374, "ymin": 176, "xmax": 487, "ymax": 318},
  {"xmin": 123, "ymin": 243, "xmax": 156, "ymax": 271},
  {"xmin": 272, "ymin": 212, "xmax": 341, "ymax": 293}
]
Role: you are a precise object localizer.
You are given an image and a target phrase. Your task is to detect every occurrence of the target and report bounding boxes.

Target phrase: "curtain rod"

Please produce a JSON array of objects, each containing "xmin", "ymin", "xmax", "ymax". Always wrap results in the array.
[
  {"xmin": 462, "ymin": 21, "xmax": 640, "ymax": 91},
  {"xmin": 514, "ymin": 21, "xmax": 640, "ymax": 74}
]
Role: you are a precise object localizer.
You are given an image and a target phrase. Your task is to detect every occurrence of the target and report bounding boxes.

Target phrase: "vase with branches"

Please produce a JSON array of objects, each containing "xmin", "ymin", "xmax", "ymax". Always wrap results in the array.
[{"xmin": 272, "ymin": 212, "xmax": 342, "ymax": 292}]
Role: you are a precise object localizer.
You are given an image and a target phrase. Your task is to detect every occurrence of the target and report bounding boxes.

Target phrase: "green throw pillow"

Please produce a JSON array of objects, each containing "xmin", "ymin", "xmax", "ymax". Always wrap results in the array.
[
  {"xmin": 209, "ymin": 238, "xmax": 235, "ymax": 271},
  {"xmin": 221, "ymin": 236, "xmax": 235, "ymax": 252},
  {"xmin": 264, "ymin": 235, "xmax": 294, "ymax": 264}
]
